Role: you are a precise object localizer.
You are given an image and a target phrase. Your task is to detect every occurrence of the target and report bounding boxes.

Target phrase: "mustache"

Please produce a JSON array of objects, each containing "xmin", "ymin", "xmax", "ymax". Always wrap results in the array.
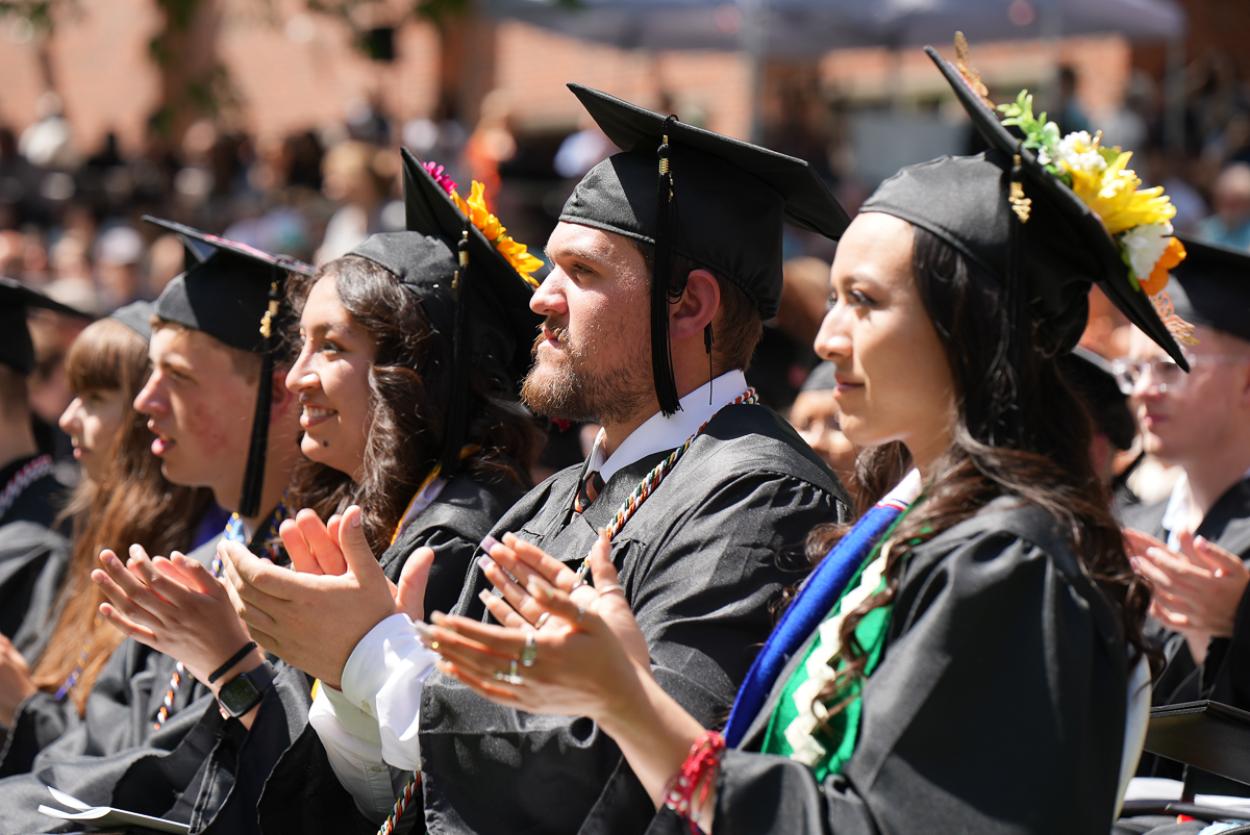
[{"xmin": 531, "ymin": 323, "xmax": 570, "ymax": 355}]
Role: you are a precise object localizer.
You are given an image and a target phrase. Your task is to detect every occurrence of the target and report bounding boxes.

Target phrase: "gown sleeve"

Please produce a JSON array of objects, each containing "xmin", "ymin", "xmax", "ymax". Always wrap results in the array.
[
  {"xmin": 418, "ymin": 474, "xmax": 835, "ymax": 834},
  {"xmin": 672, "ymin": 526, "xmax": 1130, "ymax": 835}
]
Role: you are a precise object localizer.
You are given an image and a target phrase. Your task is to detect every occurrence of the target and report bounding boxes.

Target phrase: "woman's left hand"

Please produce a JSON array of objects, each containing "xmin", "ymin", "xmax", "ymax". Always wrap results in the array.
[
  {"xmin": 426, "ymin": 532, "xmax": 650, "ymax": 722},
  {"xmin": 218, "ymin": 505, "xmax": 431, "ymax": 689},
  {"xmin": 91, "ymin": 544, "xmax": 255, "ymax": 685},
  {"xmin": 0, "ymin": 635, "xmax": 35, "ymax": 726}
]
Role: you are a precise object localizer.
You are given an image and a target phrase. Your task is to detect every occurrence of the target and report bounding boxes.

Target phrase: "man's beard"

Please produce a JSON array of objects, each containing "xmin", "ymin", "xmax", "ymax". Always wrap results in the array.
[{"xmin": 520, "ymin": 325, "xmax": 651, "ymax": 425}]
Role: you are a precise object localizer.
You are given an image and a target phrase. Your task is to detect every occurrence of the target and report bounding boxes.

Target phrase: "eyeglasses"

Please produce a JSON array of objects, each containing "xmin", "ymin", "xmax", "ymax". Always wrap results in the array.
[{"xmin": 1110, "ymin": 354, "xmax": 1248, "ymax": 395}]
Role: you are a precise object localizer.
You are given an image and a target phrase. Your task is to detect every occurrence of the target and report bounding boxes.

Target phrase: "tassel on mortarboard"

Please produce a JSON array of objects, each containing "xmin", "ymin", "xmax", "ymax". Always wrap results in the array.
[
  {"xmin": 440, "ymin": 227, "xmax": 472, "ymax": 475},
  {"xmin": 238, "ymin": 275, "xmax": 282, "ymax": 518},
  {"xmin": 998, "ymin": 148, "xmax": 1034, "ymax": 446},
  {"xmin": 651, "ymin": 115, "xmax": 682, "ymax": 416}
]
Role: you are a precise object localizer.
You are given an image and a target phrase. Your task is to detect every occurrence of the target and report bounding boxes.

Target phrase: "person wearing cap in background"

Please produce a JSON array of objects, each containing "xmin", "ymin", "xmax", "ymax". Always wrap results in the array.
[
  {"xmin": 1119, "ymin": 239, "xmax": 1250, "ymax": 789},
  {"xmin": 422, "ymin": 39, "xmax": 1191, "ymax": 833},
  {"xmin": 253, "ymin": 85, "xmax": 851, "ymax": 834},
  {"xmin": 0, "ymin": 278, "xmax": 90, "ymax": 533},
  {"xmin": 1061, "ymin": 346, "xmax": 1138, "ymax": 489},
  {"xmin": 789, "ymin": 361, "xmax": 861, "ymax": 505},
  {"xmin": 0, "ymin": 224, "xmax": 312, "ymax": 834},
  {"xmin": 0, "ymin": 279, "xmax": 91, "ymax": 747}
]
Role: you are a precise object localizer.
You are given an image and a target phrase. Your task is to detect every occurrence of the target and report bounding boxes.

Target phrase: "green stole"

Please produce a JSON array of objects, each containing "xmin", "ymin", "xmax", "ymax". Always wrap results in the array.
[{"xmin": 758, "ymin": 507, "xmax": 915, "ymax": 779}]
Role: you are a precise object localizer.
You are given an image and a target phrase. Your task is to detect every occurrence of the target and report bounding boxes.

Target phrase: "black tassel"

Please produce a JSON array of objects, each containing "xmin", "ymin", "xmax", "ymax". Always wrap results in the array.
[
  {"xmin": 1000, "ymin": 149, "xmax": 1032, "ymax": 445},
  {"xmin": 239, "ymin": 277, "xmax": 282, "ymax": 518},
  {"xmin": 652, "ymin": 115, "xmax": 681, "ymax": 416},
  {"xmin": 704, "ymin": 323, "xmax": 713, "ymax": 404},
  {"xmin": 441, "ymin": 228, "xmax": 472, "ymax": 475}
]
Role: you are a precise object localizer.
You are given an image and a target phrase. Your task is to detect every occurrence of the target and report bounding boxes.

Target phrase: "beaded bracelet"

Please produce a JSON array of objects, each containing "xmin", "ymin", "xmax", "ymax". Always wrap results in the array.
[{"xmin": 663, "ymin": 730, "xmax": 725, "ymax": 834}]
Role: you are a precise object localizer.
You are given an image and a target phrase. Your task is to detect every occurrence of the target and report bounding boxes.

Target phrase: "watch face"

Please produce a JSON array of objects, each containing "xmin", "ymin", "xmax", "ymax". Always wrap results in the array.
[{"xmin": 218, "ymin": 671, "xmax": 263, "ymax": 717}]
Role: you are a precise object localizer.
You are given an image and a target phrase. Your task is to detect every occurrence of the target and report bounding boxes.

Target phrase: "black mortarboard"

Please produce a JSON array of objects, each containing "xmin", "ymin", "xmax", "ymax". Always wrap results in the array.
[
  {"xmin": 109, "ymin": 300, "xmax": 154, "ymax": 341},
  {"xmin": 343, "ymin": 149, "xmax": 540, "ymax": 474},
  {"xmin": 1061, "ymin": 347, "xmax": 1135, "ymax": 451},
  {"xmin": 800, "ymin": 361, "xmax": 837, "ymax": 393},
  {"xmin": 862, "ymin": 46, "xmax": 1187, "ymax": 376},
  {"xmin": 0, "ymin": 277, "xmax": 93, "ymax": 375},
  {"xmin": 144, "ymin": 217, "xmax": 315, "ymax": 517},
  {"xmin": 1168, "ymin": 237, "xmax": 1250, "ymax": 344},
  {"xmin": 560, "ymin": 84, "xmax": 849, "ymax": 414}
]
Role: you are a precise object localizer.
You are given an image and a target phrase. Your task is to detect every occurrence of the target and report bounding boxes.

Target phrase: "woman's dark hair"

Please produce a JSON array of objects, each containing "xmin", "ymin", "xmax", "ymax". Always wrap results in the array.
[
  {"xmin": 285, "ymin": 255, "xmax": 540, "ymax": 554},
  {"xmin": 32, "ymin": 318, "xmax": 214, "ymax": 714},
  {"xmin": 808, "ymin": 224, "xmax": 1151, "ymax": 720}
]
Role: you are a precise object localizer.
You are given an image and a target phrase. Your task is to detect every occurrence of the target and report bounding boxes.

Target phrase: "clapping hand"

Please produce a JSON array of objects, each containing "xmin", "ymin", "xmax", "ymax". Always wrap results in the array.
[
  {"xmin": 1126, "ymin": 528, "xmax": 1250, "ymax": 662},
  {"xmin": 219, "ymin": 505, "xmax": 430, "ymax": 688}
]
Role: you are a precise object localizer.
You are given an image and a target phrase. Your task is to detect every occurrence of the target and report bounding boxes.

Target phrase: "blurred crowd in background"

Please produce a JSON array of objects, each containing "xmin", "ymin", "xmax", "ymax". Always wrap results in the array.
[{"xmin": 4, "ymin": 27, "xmax": 1250, "ymax": 499}]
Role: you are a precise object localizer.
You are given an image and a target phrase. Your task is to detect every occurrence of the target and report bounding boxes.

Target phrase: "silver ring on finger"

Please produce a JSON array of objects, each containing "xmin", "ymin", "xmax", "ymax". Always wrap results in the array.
[
  {"xmin": 596, "ymin": 583, "xmax": 626, "ymax": 598},
  {"xmin": 519, "ymin": 631, "xmax": 538, "ymax": 668},
  {"xmin": 494, "ymin": 658, "xmax": 524, "ymax": 686}
]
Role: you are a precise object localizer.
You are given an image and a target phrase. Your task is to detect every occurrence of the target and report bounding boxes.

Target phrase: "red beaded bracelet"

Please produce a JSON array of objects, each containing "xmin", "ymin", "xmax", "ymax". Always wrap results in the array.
[{"xmin": 663, "ymin": 730, "xmax": 725, "ymax": 834}]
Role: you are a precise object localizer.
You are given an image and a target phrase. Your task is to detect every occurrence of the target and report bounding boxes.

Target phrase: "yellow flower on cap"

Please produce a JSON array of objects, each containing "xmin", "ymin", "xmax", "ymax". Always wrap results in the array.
[
  {"xmin": 451, "ymin": 180, "xmax": 543, "ymax": 287},
  {"xmin": 1065, "ymin": 150, "xmax": 1176, "ymax": 237}
]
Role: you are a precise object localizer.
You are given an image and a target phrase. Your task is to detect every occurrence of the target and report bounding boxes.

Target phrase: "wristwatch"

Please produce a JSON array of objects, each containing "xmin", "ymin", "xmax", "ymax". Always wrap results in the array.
[{"xmin": 216, "ymin": 662, "xmax": 275, "ymax": 718}]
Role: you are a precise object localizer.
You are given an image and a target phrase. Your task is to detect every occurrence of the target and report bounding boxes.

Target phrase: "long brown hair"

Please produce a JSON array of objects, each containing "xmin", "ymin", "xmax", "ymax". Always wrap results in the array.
[
  {"xmin": 810, "ymin": 225, "xmax": 1150, "ymax": 719},
  {"xmin": 285, "ymin": 256, "xmax": 539, "ymax": 554},
  {"xmin": 31, "ymin": 318, "xmax": 214, "ymax": 713}
]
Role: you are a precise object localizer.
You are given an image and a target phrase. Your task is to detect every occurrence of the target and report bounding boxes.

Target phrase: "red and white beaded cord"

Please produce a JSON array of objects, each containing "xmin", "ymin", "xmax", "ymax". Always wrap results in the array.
[{"xmin": 664, "ymin": 730, "xmax": 726, "ymax": 834}]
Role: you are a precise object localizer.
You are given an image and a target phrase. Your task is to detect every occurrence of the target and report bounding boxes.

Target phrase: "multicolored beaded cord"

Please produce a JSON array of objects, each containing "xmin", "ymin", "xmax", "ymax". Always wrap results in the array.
[
  {"xmin": 575, "ymin": 387, "xmax": 758, "ymax": 578},
  {"xmin": 664, "ymin": 730, "xmax": 726, "ymax": 834},
  {"xmin": 377, "ymin": 771, "xmax": 421, "ymax": 835}
]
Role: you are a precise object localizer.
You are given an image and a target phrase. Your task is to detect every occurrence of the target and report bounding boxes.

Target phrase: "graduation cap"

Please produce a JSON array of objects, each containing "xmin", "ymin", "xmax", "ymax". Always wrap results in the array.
[
  {"xmin": 341, "ymin": 149, "xmax": 540, "ymax": 474},
  {"xmin": 1060, "ymin": 347, "xmax": 1135, "ymax": 451},
  {"xmin": 109, "ymin": 300, "xmax": 154, "ymax": 341},
  {"xmin": 800, "ymin": 361, "xmax": 837, "ymax": 393},
  {"xmin": 143, "ymin": 216, "xmax": 315, "ymax": 518},
  {"xmin": 0, "ymin": 276, "xmax": 93, "ymax": 375},
  {"xmin": 861, "ymin": 43, "xmax": 1189, "ymax": 386},
  {"xmin": 1168, "ymin": 237, "xmax": 1250, "ymax": 344},
  {"xmin": 560, "ymin": 84, "xmax": 850, "ymax": 415}
]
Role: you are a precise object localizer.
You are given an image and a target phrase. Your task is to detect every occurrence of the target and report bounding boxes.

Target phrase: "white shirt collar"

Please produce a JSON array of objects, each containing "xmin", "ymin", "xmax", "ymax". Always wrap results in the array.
[
  {"xmin": 584, "ymin": 369, "xmax": 750, "ymax": 482},
  {"xmin": 1160, "ymin": 466, "xmax": 1250, "ymax": 548},
  {"xmin": 1159, "ymin": 473, "xmax": 1192, "ymax": 549}
]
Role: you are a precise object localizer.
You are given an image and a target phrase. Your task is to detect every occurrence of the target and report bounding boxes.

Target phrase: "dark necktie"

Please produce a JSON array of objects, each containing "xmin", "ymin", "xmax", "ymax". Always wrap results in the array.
[{"xmin": 573, "ymin": 470, "xmax": 605, "ymax": 514}]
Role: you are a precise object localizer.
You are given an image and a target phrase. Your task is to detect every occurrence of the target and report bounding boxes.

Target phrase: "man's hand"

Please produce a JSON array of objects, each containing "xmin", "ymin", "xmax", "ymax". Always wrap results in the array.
[
  {"xmin": 1126, "ymin": 528, "xmax": 1250, "ymax": 663},
  {"xmin": 220, "ymin": 505, "xmax": 432, "ymax": 688},
  {"xmin": 92, "ymin": 544, "xmax": 259, "ymax": 686}
]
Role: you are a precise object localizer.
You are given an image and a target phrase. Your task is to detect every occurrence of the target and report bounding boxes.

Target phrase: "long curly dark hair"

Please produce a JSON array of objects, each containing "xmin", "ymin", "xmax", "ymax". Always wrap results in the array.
[
  {"xmin": 285, "ymin": 255, "xmax": 540, "ymax": 554},
  {"xmin": 808, "ymin": 224, "xmax": 1151, "ymax": 719}
]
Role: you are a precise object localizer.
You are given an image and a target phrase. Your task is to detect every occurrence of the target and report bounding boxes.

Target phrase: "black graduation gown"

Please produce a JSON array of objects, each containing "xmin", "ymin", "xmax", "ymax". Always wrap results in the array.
[
  {"xmin": 0, "ymin": 455, "xmax": 71, "ymax": 662},
  {"xmin": 0, "ymin": 508, "xmax": 312, "ymax": 835},
  {"xmin": 646, "ymin": 500, "xmax": 1133, "ymax": 835},
  {"xmin": 0, "ymin": 521, "xmax": 69, "ymax": 662},
  {"xmin": 413, "ymin": 404, "xmax": 849, "ymax": 834},
  {"xmin": 254, "ymin": 472, "xmax": 526, "ymax": 835},
  {"xmin": 1124, "ymin": 478, "xmax": 1250, "ymax": 788}
]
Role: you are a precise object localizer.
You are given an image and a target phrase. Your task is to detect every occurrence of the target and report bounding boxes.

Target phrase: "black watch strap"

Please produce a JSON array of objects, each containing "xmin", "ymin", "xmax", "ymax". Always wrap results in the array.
[{"xmin": 217, "ymin": 662, "xmax": 275, "ymax": 718}]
